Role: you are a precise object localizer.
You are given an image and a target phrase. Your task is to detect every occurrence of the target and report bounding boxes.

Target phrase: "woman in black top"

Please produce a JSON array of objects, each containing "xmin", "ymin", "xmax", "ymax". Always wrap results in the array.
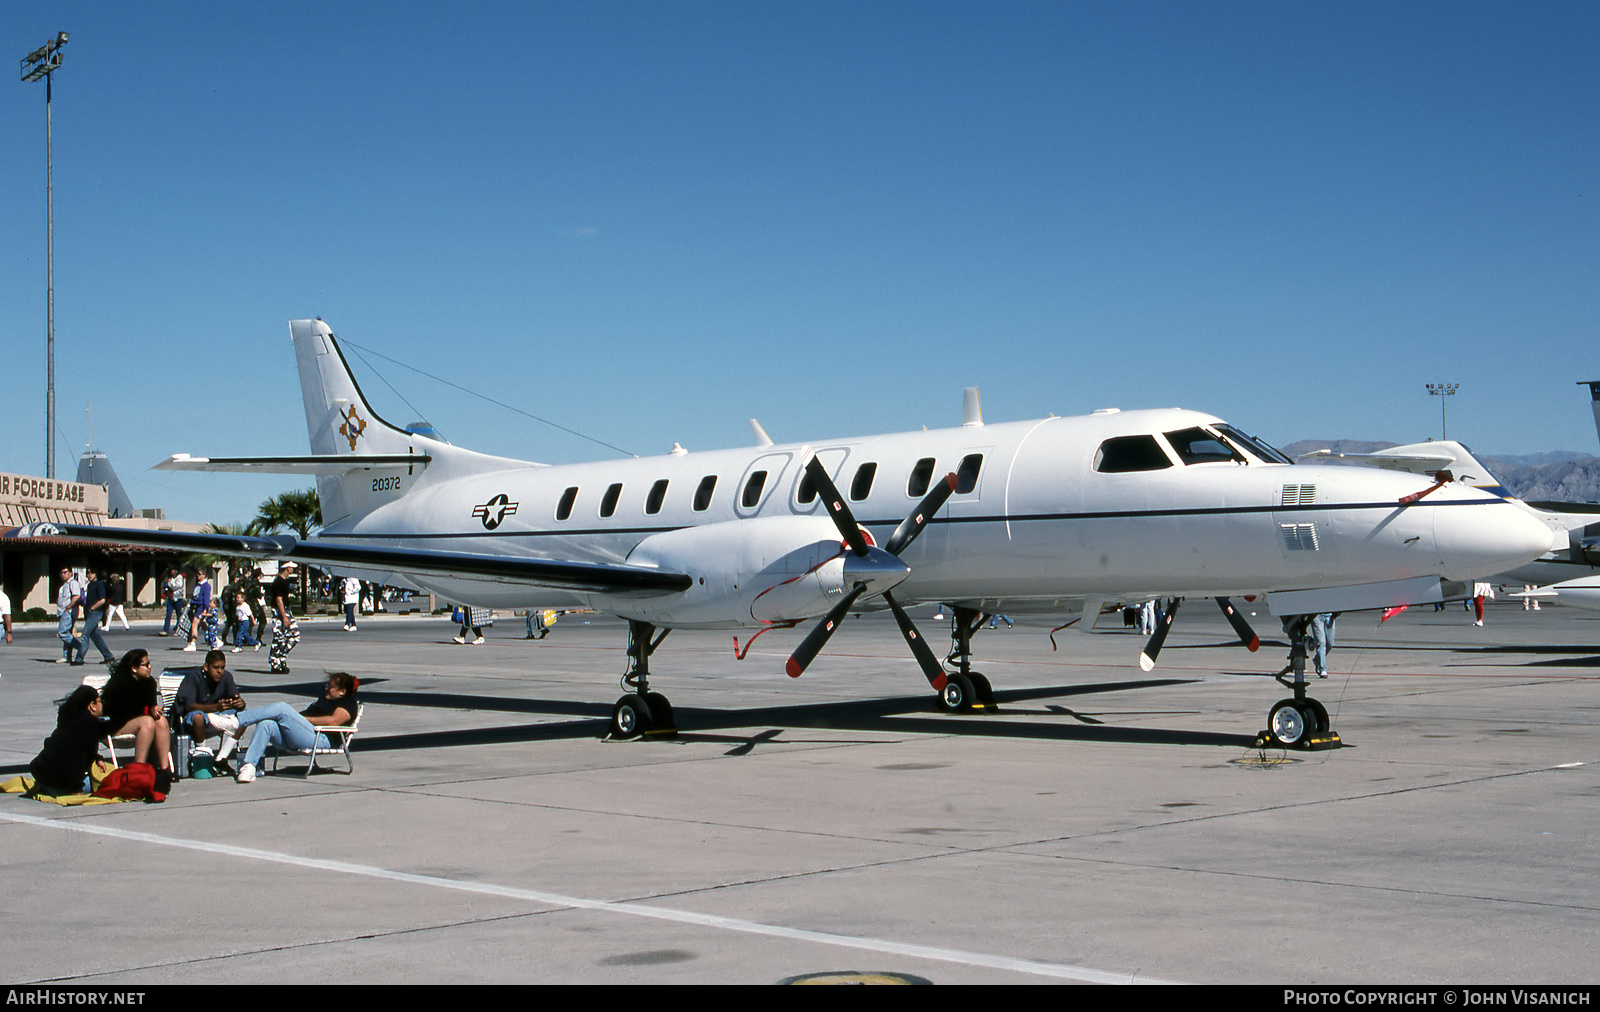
[
  {"xmin": 101, "ymin": 648, "xmax": 172, "ymax": 771},
  {"xmin": 30, "ymin": 685, "xmax": 110, "ymax": 795}
]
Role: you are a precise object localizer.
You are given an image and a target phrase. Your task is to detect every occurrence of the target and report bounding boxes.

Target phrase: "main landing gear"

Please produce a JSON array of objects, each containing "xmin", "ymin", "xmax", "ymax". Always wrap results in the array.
[
  {"xmin": 609, "ymin": 620, "xmax": 677, "ymax": 740},
  {"xmin": 937, "ymin": 606, "xmax": 999, "ymax": 712},
  {"xmin": 1259, "ymin": 615, "xmax": 1339, "ymax": 750}
]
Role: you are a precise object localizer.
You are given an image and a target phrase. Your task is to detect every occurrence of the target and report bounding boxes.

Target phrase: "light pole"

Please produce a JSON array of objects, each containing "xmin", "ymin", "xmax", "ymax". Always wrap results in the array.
[
  {"xmin": 22, "ymin": 31, "xmax": 68, "ymax": 480},
  {"xmin": 1426, "ymin": 382, "xmax": 1458, "ymax": 441}
]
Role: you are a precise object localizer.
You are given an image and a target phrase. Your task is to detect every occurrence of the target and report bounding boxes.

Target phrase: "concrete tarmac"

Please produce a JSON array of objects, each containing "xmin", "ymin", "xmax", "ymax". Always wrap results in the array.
[{"xmin": 2, "ymin": 602, "xmax": 1598, "ymax": 985}]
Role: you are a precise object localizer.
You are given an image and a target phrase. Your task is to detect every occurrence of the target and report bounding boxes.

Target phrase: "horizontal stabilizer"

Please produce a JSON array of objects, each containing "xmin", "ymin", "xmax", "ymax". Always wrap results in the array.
[
  {"xmin": 6, "ymin": 523, "xmax": 689, "ymax": 596},
  {"xmin": 153, "ymin": 453, "xmax": 432, "ymax": 475}
]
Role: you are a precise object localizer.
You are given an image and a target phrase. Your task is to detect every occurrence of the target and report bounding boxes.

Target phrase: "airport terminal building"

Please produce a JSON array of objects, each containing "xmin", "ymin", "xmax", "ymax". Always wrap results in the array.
[{"xmin": 0, "ymin": 468, "xmax": 201, "ymax": 613}]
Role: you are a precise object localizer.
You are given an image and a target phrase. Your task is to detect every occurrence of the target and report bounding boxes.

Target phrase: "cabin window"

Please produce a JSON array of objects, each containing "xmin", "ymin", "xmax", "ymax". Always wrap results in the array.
[
  {"xmin": 645, "ymin": 479, "xmax": 669, "ymax": 515},
  {"xmin": 693, "ymin": 475, "xmax": 717, "ymax": 512},
  {"xmin": 1094, "ymin": 435, "xmax": 1172, "ymax": 473},
  {"xmin": 555, "ymin": 486, "xmax": 578, "ymax": 521},
  {"xmin": 907, "ymin": 458, "xmax": 936, "ymax": 497},
  {"xmin": 851, "ymin": 462, "xmax": 877, "ymax": 501},
  {"xmin": 1164, "ymin": 427, "xmax": 1244, "ymax": 465},
  {"xmin": 797, "ymin": 469, "xmax": 818, "ymax": 504},
  {"xmin": 955, "ymin": 454, "xmax": 983, "ymax": 494},
  {"xmin": 599, "ymin": 482, "xmax": 622, "ymax": 518},
  {"xmin": 742, "ymin": 471, "xmax": 767, "ymax": 509}
]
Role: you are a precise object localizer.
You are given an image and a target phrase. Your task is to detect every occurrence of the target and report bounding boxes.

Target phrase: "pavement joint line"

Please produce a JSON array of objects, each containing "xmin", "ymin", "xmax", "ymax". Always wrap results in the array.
[{"xmin": 0, "ymin": 809, "xmax": 1180, "ymax": 985}]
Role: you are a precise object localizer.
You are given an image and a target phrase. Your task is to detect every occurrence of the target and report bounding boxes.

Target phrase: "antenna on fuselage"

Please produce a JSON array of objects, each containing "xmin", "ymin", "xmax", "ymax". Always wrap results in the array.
[
  {"xmin": 963, "ymin": 387, "xmax": 983, "ymax": 427},
  {"xmin": 749, "ymin": 419, "xmax": 774, "ymax": 447}
]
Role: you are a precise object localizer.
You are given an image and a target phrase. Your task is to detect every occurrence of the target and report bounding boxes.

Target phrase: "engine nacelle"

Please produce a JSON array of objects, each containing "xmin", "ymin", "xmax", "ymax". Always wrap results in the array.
[{"xmin": 601, "ymin": 516, "xmax": 904, "ymax": 629}]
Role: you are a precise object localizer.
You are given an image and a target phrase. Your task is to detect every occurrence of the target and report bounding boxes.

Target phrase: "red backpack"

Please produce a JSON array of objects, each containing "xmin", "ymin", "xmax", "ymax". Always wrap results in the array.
[{"xmin": 94, "ymin": 763, "xmax": 168, "ymax": 802}]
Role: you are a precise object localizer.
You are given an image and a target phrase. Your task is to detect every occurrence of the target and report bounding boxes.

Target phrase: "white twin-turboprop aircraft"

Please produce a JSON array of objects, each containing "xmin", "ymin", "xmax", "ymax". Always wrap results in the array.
[{"xmin": 13, "ymin": 319, "xmax": 1554, "ymax": 747}]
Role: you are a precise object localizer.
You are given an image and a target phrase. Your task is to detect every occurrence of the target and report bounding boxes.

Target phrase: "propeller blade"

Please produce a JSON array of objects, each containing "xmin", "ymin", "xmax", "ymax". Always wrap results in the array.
[
  {"xmin": 1137, "ymin": 598, "xmax": 1181, "ymax": 672},
  {"xmin": 884, "ymin": 472, "xmax": 958, "ymax": 557},
  {"xmin": 883, "ymin": 589, "xmax": 947, "ymax": 686},
  {"xmin": 786, "ymin": 584, "xmax": 867, "ymax": 678},
  {"xmin": 1215, "ymin": 596, "xmax": 1260, "ymax": 652},
  {"xmin": 805, "ymin": 454, "xmax": 870, "ymax": 557}
]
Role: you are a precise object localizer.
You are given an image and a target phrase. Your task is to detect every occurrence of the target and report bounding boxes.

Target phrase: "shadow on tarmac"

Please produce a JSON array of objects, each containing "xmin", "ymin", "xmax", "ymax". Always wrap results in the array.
[{"xmin": 338, "ymin": 677, "xmax": 1261, "ymax": 753}]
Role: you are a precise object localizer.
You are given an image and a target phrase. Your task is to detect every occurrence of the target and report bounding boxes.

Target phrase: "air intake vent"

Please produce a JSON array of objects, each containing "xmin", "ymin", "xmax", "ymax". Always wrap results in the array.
[
  {"xmin": 1281, "ymin": 484, "xmax": 1317, "ymax": 506},
  {"xmin": 1280, "ymin": 523, "xmax": 1320, "ymax": 551}
]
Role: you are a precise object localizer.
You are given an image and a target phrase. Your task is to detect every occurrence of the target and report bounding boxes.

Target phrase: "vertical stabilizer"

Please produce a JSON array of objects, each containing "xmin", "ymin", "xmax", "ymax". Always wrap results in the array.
[{"xmin": 291, "ymin": 319, "xmax": 413, "ymax": 457}]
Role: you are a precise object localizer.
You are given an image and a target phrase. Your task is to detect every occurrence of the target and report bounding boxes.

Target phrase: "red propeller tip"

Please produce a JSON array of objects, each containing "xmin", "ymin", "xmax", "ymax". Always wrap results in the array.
[{"xmin": 785, "ymin": 658, "xmax": 803, "ymax": 678}]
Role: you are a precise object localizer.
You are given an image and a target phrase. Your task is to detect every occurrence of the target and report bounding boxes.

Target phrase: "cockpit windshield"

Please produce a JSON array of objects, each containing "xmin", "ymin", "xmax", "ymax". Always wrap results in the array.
[
  {"xmin": 1213, "ymin": 423, "xmax": 1294, "ymax": 464},
  {"xmin": 1163, "ymin": 427, "xmax": 1245, "ymax": 465}
]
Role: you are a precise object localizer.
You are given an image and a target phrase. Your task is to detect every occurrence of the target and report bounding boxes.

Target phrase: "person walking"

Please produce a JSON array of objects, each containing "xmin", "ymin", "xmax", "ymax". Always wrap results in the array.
[
  {"xmin": 342, "ymin": 576, "xmax": 360, "ymax": 632},
  {"xmin": 268, "ymin": 562, "xmax": 301, "ymax": 674},
  {"xmin": 56, "ymin": 567, "xmax": 83, "ymax": 664},
  {"xmin": 76, "ymin": 568, "xmax": 116, "ymax": 666}
]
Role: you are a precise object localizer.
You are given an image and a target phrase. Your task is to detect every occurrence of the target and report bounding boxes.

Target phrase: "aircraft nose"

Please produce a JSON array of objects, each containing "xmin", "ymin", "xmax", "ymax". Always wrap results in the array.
[{"xmin": 1433, "ymin": 500, "xmax": 1555, "ymax": 580}]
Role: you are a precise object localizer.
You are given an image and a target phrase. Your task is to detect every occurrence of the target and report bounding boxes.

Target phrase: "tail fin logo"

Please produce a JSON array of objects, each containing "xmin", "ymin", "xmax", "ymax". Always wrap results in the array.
[
  {"xmin": 339, "ymin": 406, "xmax": 368, "ymax": 451},
  {"xmin": 472, "ymin": 494, "xmax": 519, "ymax": 530}
]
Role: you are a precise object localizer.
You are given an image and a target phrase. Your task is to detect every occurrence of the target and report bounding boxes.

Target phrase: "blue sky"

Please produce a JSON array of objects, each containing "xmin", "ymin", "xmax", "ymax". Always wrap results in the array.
[{"xmin": 3, "ymin": 2, "xmax": 1597, "ymax": 525}]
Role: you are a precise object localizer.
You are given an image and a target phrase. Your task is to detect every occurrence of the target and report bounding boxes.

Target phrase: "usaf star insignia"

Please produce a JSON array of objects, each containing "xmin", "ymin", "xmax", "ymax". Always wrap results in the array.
[{"xmin": 472, "ymin": 493, "xmax": 519, "ymax": 530}]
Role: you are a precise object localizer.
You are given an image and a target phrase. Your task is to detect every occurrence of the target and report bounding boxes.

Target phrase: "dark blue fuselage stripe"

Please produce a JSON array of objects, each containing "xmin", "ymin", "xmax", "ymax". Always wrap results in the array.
[{"xmin": 326, "ymin": 496, "xmax": 1509, "ymax": 542}]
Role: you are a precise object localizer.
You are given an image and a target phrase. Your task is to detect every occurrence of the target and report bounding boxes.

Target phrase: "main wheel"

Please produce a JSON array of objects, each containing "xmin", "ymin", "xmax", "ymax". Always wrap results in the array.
[
  {"xmin": 1268, "ymin": 698, "xmax": 1307, "ymax": 746},
  {"xmin": 938, "ymin": 672, "xmax": 976, "ymax": 712},
  {"xmin": 611, "ymin": 693, "xmax": 653, "ymax": 739}
]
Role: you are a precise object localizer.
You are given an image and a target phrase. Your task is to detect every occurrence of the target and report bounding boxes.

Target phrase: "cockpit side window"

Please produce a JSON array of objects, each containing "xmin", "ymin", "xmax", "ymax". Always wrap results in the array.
[
  {"xmin": 1164, "ymin": 427, "xmax": 1245, "ymax": 465},
  {"xmin": 1214, "ymin": 423, "xmax": 1294, "ymax": 464},
  {"xmin": 1094, "ymin": 435, "xmax": 1172, "ymax": 473}
]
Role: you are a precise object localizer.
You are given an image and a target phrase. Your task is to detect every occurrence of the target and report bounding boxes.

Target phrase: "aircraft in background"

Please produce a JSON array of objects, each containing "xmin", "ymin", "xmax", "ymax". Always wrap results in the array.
[
  {"xmin": 1297, "ymin": 384, "xmax": 1600, "ymax": 610},
  {"xmin": 10, "ymin": 320, "xmax": 1554, "ymax": 748}
]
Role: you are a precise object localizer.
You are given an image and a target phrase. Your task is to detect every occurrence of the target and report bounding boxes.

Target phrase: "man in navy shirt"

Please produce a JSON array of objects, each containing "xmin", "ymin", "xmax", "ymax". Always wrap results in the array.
[{"xmin": 76, "ymin": 568, "xmax": 115, "ymax": 666}]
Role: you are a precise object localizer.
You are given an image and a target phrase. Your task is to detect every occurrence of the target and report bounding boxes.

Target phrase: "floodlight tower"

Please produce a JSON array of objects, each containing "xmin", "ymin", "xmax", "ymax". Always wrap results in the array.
[
  {"xmin": 21, "ymin": 31, "xmax": 69, "ymax": 479},
  {"xmin": 1426, "ymin": 382, "xmax": 1459, "ymax": 441}
]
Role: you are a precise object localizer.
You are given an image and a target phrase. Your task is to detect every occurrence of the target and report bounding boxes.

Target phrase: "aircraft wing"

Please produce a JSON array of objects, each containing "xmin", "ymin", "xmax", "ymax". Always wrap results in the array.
[
  {"xmin": 5, "ymin": 523, "xmax": 690, "ymax": 595},
  {"xmin": 153, "ymin": 453, "xmax": 433, "ymax": 475}
]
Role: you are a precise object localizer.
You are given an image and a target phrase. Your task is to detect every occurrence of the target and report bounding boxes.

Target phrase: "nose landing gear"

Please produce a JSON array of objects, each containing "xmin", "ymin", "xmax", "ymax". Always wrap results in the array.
[{"xmin": 1257, "ymin": 615, "xmax": 1341, "ymax": 750}]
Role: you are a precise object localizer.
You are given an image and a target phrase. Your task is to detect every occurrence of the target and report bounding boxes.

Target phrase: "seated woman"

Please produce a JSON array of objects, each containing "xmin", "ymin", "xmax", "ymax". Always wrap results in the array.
[
  {"xmin": 101, "ymin": 649, "xmax": 173, "ymax": 774},
  {"xmin": 212, "ymin": 672, "xmax": 359, "ymax": 783},
  {"xmin": 29, "ymin": 685, "xmax": 110, "ymax": 796}
]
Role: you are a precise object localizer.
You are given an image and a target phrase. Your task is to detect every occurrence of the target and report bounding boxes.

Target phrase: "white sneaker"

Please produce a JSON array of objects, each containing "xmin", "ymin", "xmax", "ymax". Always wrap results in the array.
[
  {"xmin": 231, "ymin": 646, "xmax": 241, "ymax": 653},
  {"xmin": 181, "ymin": 643, "xmax": 196, "ymax": 652},
  {"xmin": 253, "ymin": 643, "xmax": 260, "ymax": 651},
  {"xmin": 472, "ymin": 636, "xmax": 485, "ymax": 645},
  {"xmin": 208, "ymin": 712, "xmax": 241, "ymax": 734},
  {"xmin": 452, "ymin": 635, "xmax": 466, "ymax": 644},
  {"xmin": 236, "ymin": 764, "xmax": 256, "ymax": 784}
]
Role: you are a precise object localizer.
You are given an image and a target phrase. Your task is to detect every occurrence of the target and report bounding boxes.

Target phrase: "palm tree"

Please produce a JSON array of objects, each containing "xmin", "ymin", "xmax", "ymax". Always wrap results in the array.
[
  {"xmin": 247, "ymin": 489, "xmax": 322, "ymax": 540},
  {"xmin": 248, "ymin": 489, "xmax": 322, "ymax": 611}
]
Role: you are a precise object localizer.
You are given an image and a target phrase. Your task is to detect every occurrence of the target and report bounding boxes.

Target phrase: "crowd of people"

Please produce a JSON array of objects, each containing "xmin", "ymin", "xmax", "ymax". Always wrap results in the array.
[
  {"xmin": 25, "ymin": 646, "xmax": 360, "ymax": 798},
  {"xmin": 12, "ymin": 564, "xmax": 551, "ymax": 800}
]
